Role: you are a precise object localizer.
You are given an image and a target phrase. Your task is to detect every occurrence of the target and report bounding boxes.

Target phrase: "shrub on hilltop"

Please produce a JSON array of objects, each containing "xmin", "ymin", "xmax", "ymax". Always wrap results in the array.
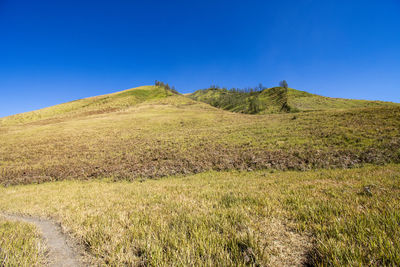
[{"xmin": 155, "ymin": 80, "xmax": 180, "ymax": 94}]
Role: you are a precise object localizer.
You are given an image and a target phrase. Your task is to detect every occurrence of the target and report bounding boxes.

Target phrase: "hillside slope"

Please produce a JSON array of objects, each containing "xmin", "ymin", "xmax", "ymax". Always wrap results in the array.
[
  {"xmin": 189, "ymin": 87, "xmax": 398, "ymax": 114},
  {"xmin": 0, "ymin": 85, "xmax": 399, "ymax": 185},
  {"xmin": 1, "ymin": 87, "xmax": 399, "ymax": 267},
  {"xmin": 0, "ymin": 85, "xmax": 178, "ymax": 126}
]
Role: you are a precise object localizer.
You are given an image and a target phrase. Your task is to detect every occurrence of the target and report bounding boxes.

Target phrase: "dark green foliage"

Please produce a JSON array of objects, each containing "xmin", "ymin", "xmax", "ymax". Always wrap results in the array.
[
  {"xmin": 248, "ymin": 97, "xmax": 262, "ymax": 114},
  {"xmin": 279, "ymin": 80, "xmax": 288, "ymax": 89},
  {"xmin": 190, "ymin": 85, "xmax": 294, "ymax": 114},
  {"xmin": 278, "ymin": 80, "xmax": 289, "ymax": 111}
]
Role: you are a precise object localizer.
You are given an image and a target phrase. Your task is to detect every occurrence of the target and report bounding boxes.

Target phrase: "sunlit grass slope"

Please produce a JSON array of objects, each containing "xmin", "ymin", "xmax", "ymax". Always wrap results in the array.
[
  {"xmin": 0, "ymin": 85, "xmax": 175, "ymax": 126},
  {"xmin": 189, "ymin": 87, "xmax": 398, "ymax": 114},
  {"xmin": 287, "ymin": 88, "xmax": 398, "ymax": 111},
  {"xmin": 0, "ymin": 217, "xmax": 45, "ymax": 266},
  {"xmin": 0, "ymin": 165, "xmax": 399, "ymax": 266},
  {"xmin": 0, "ymin": 85, "xmax": 399, "ymax": 185},
  {"xmin": 0, "ymin": 85, "xmax": 399, "ymax": 266}
]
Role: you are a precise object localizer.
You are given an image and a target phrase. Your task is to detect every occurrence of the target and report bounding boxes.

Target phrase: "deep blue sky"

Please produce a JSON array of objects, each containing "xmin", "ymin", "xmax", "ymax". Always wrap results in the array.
[{"xmin": 1, "ymin": 0, "xmax": 399, "ymax": 117}]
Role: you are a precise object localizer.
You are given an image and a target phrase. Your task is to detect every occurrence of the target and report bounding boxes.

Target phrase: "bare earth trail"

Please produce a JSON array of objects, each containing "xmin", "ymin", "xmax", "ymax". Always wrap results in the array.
[{"xmin": 2, "ymin": 214, "xmax": 83, "ymax": 267}]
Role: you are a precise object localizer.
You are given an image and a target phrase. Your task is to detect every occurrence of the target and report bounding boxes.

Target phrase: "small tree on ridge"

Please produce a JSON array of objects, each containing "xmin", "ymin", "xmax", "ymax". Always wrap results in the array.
[{"xmin": 279, "ymin": 80, "xmax": 290, "ymax": 112}]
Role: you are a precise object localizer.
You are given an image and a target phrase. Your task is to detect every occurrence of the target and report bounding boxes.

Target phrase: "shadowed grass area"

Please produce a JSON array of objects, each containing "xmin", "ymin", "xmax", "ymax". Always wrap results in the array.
[
  {"xmin": 0, "ymin": 217, "xmax": 45, "ymax": 266},
  {"xmin": 0, "ymin": 165, "xmax": 399, "ymax": 266}
]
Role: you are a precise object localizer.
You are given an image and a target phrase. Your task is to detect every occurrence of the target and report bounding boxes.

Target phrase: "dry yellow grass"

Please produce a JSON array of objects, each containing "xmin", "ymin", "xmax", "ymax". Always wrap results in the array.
[
  {"xmin": 0, "ymin": 217, "xmax": 45, "ymax": 266},
  {"xmin": 0, "ymin": 87, "xmax": 399, "ymax": 185},
  {"xmin": 0, "ymin": 165, "xmax": 399, "ymax": 266},
  {"xmin": 0, "ymin": 86, "xmax": 399, "ymax": 265}
]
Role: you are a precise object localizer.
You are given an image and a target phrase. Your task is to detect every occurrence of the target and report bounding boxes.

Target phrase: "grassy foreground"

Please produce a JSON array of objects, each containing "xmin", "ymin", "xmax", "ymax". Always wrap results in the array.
[
  {"xmin": 0, "ymin": 165, "xmax": 399, "ymax": 266},
  {"xmin": 0, "ymin": 217, "xmax": 45, "ymax": 266}
]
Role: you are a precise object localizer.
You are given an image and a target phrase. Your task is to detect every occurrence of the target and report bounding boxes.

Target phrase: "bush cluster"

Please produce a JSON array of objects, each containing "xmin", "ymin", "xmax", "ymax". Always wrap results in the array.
[
  {"xmin": 197, "ymin": 82, "xmax": 292, "ymax": 114},
  {"xmin": 155, "ymin": 80, "xmax": 179, "ymax": 94}
]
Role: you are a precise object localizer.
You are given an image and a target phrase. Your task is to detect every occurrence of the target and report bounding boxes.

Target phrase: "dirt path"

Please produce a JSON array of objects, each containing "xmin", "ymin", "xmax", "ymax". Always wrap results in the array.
[{"xmin": 2, "ymin": 214, "xmax": 83, "ymax": 267}]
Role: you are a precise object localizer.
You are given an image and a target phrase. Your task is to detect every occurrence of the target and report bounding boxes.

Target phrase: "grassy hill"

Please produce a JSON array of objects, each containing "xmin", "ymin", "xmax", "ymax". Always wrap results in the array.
[
  {"xmin": 189, "ymin": 87, "xmax": 398, "ymax": 114},
  {"xmin": 0, "ymin": 85, "xmax": 400, "ymax": 266},
  {"xmin": 0, "ymin": 85, "xmax": 399, "ymax": 185},
  {"xmin": 0, "ymin": 85, "xmax": 178, "ymax": 126},
  {"xmin": 1, "ymin": 165, "xmax": 400, "ymax": 266}
]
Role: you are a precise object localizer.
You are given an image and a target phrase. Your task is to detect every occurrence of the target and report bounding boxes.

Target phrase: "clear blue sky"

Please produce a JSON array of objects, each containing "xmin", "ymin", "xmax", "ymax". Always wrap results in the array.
[{"xmin": 1, "ymin": 0, "xmax": 399, "ymax": 117}]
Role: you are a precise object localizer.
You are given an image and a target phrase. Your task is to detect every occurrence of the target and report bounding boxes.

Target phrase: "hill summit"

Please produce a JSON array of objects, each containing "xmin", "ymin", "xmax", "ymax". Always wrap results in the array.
[{"xmin": 0, "ymin": 85, "xmax": 180, "ymax": 125}]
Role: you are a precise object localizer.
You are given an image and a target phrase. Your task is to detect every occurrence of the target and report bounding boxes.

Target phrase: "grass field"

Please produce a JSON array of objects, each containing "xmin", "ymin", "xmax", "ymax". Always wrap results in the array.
[
  {"xmin": 0, "ymin": 165, "xmax": 399, "ymax": 266},
  {"xmin": 0, "ymin": 217, "xmax": 45, "ymax": 266},
  {"xmin": 0, "ymin": 85, "xmax": 399, "ymax": 266},
  {"xmin": 0, "ymin": 86, "xmax": 399, "ymax": 185}
]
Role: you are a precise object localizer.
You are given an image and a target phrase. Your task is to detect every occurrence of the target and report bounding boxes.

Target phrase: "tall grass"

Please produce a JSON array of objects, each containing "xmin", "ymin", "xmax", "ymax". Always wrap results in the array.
[
  {"xmin": 0, "ymin": 165, "xmax": 399, "ymax": 266},
  {"xmin": 0, "ymin": 218, "xmax": 45, "ymax": 266}
]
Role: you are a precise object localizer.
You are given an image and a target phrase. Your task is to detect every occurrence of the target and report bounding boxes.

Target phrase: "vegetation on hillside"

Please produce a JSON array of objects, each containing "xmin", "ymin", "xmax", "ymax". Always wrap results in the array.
[
  {"xmin": 154, "ymin": 80, "xmax": 180, "ymax": 95},
  {"xmin": 189, "ymin": 83, "xmax": 398, "ymax": 114},
  {"xmin": 0, "ymin": 165, "xmax": 399, "ymax": 266},
  {"xmin": 189, "ymin": 84, "xmax": 294, "ymax": 114},
  {"xmin": 0, "ymin": 84, "xmax": 399, "ymax": 266},
  {"xmin": 0, "ymin": 86, "xmax": 399, "ymax": 185}
]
